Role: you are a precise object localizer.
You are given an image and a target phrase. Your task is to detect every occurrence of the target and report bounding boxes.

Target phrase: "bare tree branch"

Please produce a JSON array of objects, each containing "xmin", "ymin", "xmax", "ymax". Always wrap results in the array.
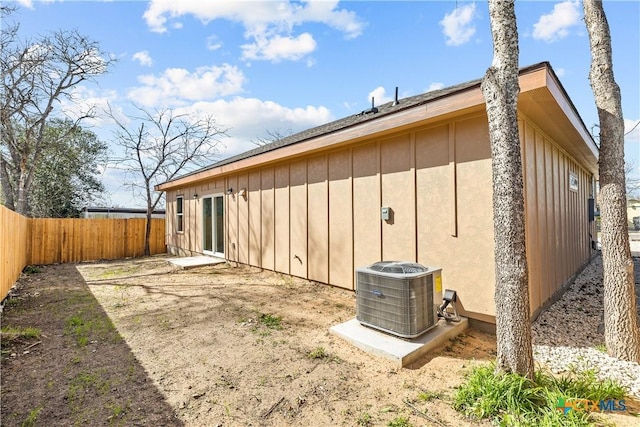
[
  {"xmin": 1, "ymin": 20, "xmax": 115, "ymax": 215},
  {"xmin": 106, "ymin": 103, "xmax": 228, "ymax": 255}
]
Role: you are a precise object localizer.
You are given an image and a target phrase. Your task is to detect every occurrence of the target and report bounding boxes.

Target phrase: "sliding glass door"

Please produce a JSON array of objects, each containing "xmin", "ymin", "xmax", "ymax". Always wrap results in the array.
[{"xmin": 203, "ymin": 195, "xmax": 224, "ymax": 256}]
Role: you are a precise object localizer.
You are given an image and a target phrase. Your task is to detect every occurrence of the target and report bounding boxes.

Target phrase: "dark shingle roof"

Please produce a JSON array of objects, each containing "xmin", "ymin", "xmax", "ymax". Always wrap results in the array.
[{"xmin": 161, "ymin": 62, "xmax": 549, "ymax": 186}]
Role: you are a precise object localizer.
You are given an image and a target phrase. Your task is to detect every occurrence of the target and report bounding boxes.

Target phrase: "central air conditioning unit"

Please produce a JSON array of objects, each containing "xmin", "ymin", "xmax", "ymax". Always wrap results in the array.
[{"xmin": 356, "ymin": 261, "xmax": 442, "ymax": 338}]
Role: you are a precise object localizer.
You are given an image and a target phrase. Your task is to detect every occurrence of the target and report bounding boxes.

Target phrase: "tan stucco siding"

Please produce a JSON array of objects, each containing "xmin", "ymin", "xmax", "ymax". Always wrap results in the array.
[
  {"xmin": 274, "ymin": 164, "xmax": 290, "ymax": 274},
  {"xmin": 261, "ymin": 168, "xmax": 275, "ymax": 271},
  {"xmin": 221, "ymin": 113, "xmax": 498, "ymax": 319},
  {"xmin": 249, "ymin": 171, "xmax": 261, "ymax": 267},
  {"xmin": 520, "ymin": 116, "xmax": 595, "ymax": 317},
  {"xmin": 381, "ymin": 133, "xmax": 416, "ymax": 261},
  {"xmin": 289, "ymin": 160, "xmax": 307, "ymax": 278},
  {"xmin": 227, "ymin": 175, "xmax": 238, "ymax": 261},
  {"xmin": 164, "ymin": 109, "xmax": 596, "ymax": 322},
  {"xmin": 165, "ymin": 179, "xmax": 226, "ymax": 255},
  {"xmin": 352, "ymin": 142, "xmax": 382, "ymax": 282},
  {"xmin": 237, "ymin": 173, "xmax": 249, "ymax": 264},
  {"xmin": 328, "ymin": 149, "xmax": 354, "ymax": 289},
  {"xmin": 308, "ymin": 155, "xmax": 329, "ymax": 283}
]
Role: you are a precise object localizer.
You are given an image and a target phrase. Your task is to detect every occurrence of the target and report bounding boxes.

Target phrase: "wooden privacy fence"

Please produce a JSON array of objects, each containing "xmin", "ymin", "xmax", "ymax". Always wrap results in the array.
[
  {"xmin": 0, "ymin": 206, "xmax": 30, "ymax": 304},
  {"xmin": 29, "ymin": 217, "xmax": 165, "ymax": 264},
  {"xmin": 0, "ymin": 205, "xmax": 166, "ymax": 300}
]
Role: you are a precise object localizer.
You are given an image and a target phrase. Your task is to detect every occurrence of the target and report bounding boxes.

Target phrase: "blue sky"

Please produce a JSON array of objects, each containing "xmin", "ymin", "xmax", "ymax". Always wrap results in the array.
[{"xmin": 9, "ymin": 0, "xmax": 640, "ymax": 207}]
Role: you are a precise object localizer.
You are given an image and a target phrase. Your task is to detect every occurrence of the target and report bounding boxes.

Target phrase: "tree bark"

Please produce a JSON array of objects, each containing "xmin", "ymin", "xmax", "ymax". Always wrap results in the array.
[
  {"xmin": 583, "ymin": 0, "xmax": 640, "ymax": 362},
  {"xmin": 482, "ymin": 0, "xmax": 534, "ymax": 379}
]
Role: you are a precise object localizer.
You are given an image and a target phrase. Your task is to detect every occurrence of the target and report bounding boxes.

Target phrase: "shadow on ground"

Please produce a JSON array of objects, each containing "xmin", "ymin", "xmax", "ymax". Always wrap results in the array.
[{"xmin": 0, "ymin": 263, "xmax": 181, "ymax": 427}]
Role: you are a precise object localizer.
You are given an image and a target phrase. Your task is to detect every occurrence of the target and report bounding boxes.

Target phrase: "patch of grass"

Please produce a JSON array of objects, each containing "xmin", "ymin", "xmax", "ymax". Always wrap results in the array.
[
  {"xmin": 67, "ymin": 371, "xmax": 109, "ymax": 403},
  {"xmin": 4, "ymin": 298, "xmax": 20, "ymax": 307},
  {"xmin": 259, "ymin": 313, "xmax": 282, "ymax": 330},
  {"xmin": 308, "ymin": 346, "xmax": 329, "ymax": 360},
  {"xmin": 417, "ymin": 390, "xmax": 444, "ymax": 402},
  {"xmin": 387, "ymin": 416, "xmax": 413, "ymax": 427},
  {"xmin": 22, "ymin": 265, "xmax": 41, "ymax": 275},
  {"xmin": 65, "ymin": 315, "xmax": 90, "ymax": 347},
  {"xmin": 96, "ymin": 265, "xmax": 144, "ymax": 280},
  {"xmin": 454, "ymin": 363, "xmax": 627, "ymax": 426},
  {"xmin": 1, "ymin": 325, "xmax": 41, "ymax": 340},
  {"xmin": 594, "ymin": 343, "xmax": 607, "ymax": 353},
  {"xmin": 64, "ymin": 311, "xmax": 118, "ymax": 347},
  {"xmin": 357, "ymin": 411, "xmax": 373, "ymax": 426},
  {"xmin": 20, "ymin": 406, "xmax": 42, "ymax": 427},
  {"xmin": 106, "ymin": 401, "xmax": 130, "ymax": 424}
]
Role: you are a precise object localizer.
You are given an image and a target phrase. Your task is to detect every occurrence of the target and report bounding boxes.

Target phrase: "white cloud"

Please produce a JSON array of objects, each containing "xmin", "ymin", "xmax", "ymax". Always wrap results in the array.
[
  {"xmin": 142, "ymin": 0, "xmax": 364, "ymax": 62},
  {"xmin": 533, "ymin": 1, "xmax": 581, "ymax": 43},
  {"xmin": 427, "ymin": 82, "xmax": 445, "ymax": 92},
  {"xmin": 132, "ymin": 50, "xmax": 153, "ymax": 67},
  {"xmin": 16, "ymin": 0, "xmax": 33, "ymax": 9},
  {"xmin": 179, "ymin": 97, "xmax": 334, "ymax": 156},
  {"xmin": 241, "ymin": 33, "xmax": 317, "ymax": 62},
  {"xmin": 127, "ymin": 64, "xmax": 246, "ymax": 107},
  {"xmin": 555, "ymin": 67, "xmax": 566, "ymax": 78},
  {"xmin": 625, "ymin": 119, "xmax": 640, "ymax": 144},
  {"xmin": 367, "ymin": 87, "xmax": 392, "ymax": 105},
  {"xmin": 206, "ymin": 35, "xmax": 222, "ymax": 51},
  {"xmin": 57, "ymin": 86, "xmax": 119, "ymax": 128},
  {"xmin": 440, "ymin": 3, "xmax": 477, "ymax": 46}
]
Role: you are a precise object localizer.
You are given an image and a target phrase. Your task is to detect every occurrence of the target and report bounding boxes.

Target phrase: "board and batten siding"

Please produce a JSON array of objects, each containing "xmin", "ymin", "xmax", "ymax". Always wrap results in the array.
[
  {"xmin": 165, "ymin": 111, "xmax": 595, "ymax": 322},
  {"xmin": 520, "ymin": 116, "xmax": 595, "ymax": 318},
  {"xmin": 223, "ymin": 112, "xmax": 498, "ymax": 320},
  {"xmin": 165, "ymin": 178, "xmax": 226, "ymax": 256}
]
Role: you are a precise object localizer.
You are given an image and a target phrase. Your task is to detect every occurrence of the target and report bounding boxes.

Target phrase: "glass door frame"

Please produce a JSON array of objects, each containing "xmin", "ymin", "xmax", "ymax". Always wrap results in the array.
[{"xmin": 202, "ymin": 193, "xmax": 225, "ymax": 258}]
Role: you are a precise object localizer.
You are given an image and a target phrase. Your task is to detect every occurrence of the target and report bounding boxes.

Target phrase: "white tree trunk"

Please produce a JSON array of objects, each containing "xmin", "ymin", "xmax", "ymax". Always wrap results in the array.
[
  {"xmin": 583, "ymin": 0, "xmax": 640, "ymax": 362},
  {"xmin": 483, "ymin": 0, "xmax": 534, "ymax": 379}
]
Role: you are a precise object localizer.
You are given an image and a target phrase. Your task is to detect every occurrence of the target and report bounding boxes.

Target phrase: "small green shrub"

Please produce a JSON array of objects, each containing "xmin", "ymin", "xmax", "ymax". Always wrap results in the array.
[{"xmin": 454, "ymin": 363, "xmax": 627, "ymax": 427}]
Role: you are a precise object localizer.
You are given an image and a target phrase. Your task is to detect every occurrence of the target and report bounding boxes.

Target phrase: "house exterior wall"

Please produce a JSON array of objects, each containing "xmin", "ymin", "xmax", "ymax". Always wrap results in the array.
[
  {"xmin": 520, "ymin": 117, "xmax": 596, "ymax": 318},
  {"xmin": 164, "ymin": 112, "xmax": 595, "ymax": 323},
  {"xmin": 165, "ymin": 178, "xmax": 226, "ymax": 256},
  {"xmin": 627, "ymin": 200, "xmax": 640, "ymax": 230}
]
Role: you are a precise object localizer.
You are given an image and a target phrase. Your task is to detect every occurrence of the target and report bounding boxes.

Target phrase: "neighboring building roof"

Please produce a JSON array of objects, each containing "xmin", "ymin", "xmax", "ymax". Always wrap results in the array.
[
  {"xmin": 157, "ymin": 61, "xmax": 598, "ymax": 191},
  {"xmin": 83, "ymin": 207, "xmax": 166, "ymax": 215}
]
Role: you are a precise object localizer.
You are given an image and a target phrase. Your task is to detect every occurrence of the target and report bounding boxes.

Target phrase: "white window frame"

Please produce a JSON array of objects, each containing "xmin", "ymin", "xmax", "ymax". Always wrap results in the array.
[{"xmin": 176, "ymin": 195, "xmax": 184, "ymax": 233}]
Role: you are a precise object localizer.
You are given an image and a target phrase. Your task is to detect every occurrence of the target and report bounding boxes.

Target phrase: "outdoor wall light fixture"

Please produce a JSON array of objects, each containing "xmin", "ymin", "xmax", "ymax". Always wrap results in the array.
[
  {"xmin": 238, "ymin": 188, "xmax": 247, "ymax": 197},
  {"xmin": 226, "ymin": 188, "xmax": 233, "ymax": 195},
  {"xmin": 192, "ymin": 193, "xmax": 198, "ymax": 199}
]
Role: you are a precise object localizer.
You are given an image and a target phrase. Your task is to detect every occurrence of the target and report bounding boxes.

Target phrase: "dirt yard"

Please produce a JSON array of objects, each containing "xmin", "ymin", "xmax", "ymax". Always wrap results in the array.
[{"xmin": 1, "ymin": 255, "xmax": 634, "ymax": 426}]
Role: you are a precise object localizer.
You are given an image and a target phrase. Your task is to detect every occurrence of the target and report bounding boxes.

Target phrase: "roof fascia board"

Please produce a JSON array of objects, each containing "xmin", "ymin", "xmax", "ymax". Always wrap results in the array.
[
  {"xmin": 157, "ymin": 67, "xmax": 551, "ymax": 191},
  {"xmin": 544, "ymin": 69, "xmax": 599, "ymax": 159}
]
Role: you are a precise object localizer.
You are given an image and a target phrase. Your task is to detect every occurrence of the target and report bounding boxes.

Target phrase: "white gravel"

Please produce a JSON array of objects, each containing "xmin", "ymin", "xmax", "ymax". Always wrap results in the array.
[{"xmin": 531, "ymin": 255, "xmax": 640, "ymax": 397}]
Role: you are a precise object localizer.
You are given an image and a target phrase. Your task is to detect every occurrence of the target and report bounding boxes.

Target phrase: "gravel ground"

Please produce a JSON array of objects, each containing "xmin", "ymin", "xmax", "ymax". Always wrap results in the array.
[{"xmin": 531, "ymin": 254, "xmax": 640, "ymax": 397}]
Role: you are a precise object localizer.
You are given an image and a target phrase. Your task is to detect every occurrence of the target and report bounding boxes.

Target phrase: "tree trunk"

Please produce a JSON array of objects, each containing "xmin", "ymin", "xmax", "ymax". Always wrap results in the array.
[
  {"xmin": 483, "ymin": 0, "xmax": 534, "ymax": 379},
  {"xmin": 144, "ymin": 213, "xmax": 152, "ymax": 257},
  {"xmin": 0, "ymin": 156, "xmax": 15, "ymax": 209},
  {"xmin": 144, "ymin": 188, "xmax": 153, "ymax": 256},
  {"xmin": 583, "ymin": 0, "xmax": 640, "ymax": 362}
]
